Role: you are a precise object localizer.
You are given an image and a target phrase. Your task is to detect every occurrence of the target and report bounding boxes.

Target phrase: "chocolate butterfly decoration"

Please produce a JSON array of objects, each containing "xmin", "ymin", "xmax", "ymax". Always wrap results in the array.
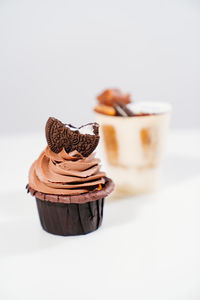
[{"xmin": 45, "ymin": 117, "xmax": 100, "ymax": 157}]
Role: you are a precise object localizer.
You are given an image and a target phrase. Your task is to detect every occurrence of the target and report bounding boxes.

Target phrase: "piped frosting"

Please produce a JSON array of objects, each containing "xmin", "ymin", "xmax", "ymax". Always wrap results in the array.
[{"xmin": 29, "ymin": 146, "xmax": 106, "ymax": 195}]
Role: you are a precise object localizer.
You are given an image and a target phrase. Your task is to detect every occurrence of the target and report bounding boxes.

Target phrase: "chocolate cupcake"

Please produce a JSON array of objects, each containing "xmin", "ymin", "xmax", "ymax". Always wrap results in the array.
[{"xmin": 26, "ymin": 117, "xmax": 114, "ymax": 236}]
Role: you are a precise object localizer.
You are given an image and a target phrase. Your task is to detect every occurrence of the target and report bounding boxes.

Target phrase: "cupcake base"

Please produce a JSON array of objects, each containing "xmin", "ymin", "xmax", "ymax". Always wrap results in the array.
[
  {"xmin": 27, "ymin": 177, "xmax": 114, "ymax": 236},
  {"xmin": 36, "ymin": 198, "xmax": 104, "ymax": 236}
]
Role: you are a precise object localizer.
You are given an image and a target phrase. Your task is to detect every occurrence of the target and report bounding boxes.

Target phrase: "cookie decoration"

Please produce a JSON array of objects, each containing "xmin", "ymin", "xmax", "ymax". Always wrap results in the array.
[
  {"xmin": 45, "ymin": 117, "xmax": 70, "ymax": 153},
  {"xmin": 45, "ymin": 117, "xmax": 100, "ymax": 157}
]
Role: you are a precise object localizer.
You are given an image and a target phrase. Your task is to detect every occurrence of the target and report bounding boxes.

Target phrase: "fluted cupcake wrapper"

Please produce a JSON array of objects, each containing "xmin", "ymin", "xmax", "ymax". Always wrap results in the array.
[{"xmin": 36, "ymin": 198, "xmax": 104, "ymax": 236}]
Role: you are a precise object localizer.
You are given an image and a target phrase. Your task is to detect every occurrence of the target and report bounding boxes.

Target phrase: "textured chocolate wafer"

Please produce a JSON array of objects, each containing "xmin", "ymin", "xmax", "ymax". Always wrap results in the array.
[{"xmin": 45, "ymin": 117, "xmax": 100, "ymax": 157}]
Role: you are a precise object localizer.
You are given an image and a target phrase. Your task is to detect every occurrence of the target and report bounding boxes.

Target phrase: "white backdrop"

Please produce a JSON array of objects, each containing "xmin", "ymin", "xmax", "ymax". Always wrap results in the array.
[{"xmin": 0, "ymin": 0, "xmax": 199, "ymax": 135}]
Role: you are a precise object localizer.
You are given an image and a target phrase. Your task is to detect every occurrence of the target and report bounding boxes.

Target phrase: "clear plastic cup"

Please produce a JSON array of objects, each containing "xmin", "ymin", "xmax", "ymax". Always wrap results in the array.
[{"xmin": 95, "ymin": 102, "xmax": 171, "ymax": 195}]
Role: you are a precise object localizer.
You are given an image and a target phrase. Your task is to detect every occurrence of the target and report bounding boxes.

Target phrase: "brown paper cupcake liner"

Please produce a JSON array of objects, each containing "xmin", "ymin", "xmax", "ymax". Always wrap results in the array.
[
  {"xmin": 36, "ymin": 197, "xmax": 104, "ymax": 236},
  {"xmin": 27, "ymin": 177, "xmax": 114, "ymax": 236}
]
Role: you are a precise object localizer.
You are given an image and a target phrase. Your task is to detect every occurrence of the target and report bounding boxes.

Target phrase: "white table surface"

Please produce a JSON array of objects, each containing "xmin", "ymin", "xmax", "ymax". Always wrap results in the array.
[{"xmin": 0, "ymin": 130, "xmax": 200, "ymax": 300}]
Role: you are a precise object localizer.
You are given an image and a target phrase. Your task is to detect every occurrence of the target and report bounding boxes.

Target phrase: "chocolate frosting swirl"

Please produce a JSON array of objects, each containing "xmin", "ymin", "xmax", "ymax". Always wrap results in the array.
[{"xmin": 29, "ymin": 146, "xmax": 106, "ymax": 195}]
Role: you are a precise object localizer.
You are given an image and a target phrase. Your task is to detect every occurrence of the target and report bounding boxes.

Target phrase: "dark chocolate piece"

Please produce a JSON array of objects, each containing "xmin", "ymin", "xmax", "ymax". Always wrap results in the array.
[
  {"xmin": 114, "ymin": 101, "xmax": 135, "ymax": 117},
  {"xmin": 114, "ymin": 104, "xmax": 128, "ymax": 117},
  {"xmin": 45, "ymin": 117, "xmax": 100, "ymax": 157},
  {"xmin": 36, "ymin": 197, "xmax": 104, "ymax": 236}
]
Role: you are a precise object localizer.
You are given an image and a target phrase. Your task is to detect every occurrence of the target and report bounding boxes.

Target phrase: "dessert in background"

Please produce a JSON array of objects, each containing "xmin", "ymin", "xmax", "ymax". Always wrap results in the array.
[
  {"xmin": 27, "ymin": 117, "xmax": 114, "ymax": 236},
  {"xmin": 94, "ymin": 89, "xmax": 171, "ymax": 195}
]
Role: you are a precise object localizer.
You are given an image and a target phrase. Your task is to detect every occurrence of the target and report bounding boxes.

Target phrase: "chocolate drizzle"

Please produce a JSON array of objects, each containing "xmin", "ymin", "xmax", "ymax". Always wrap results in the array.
[{"xmin": 45, "ymin": 117, "xmax": 100, "ymax": 157}]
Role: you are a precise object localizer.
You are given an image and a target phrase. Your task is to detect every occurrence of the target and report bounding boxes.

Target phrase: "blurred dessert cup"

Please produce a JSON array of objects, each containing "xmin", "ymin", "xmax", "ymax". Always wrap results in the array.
[{"xmin": 94, "ymin": 89, "xmax": 171, "ymax": 195}]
